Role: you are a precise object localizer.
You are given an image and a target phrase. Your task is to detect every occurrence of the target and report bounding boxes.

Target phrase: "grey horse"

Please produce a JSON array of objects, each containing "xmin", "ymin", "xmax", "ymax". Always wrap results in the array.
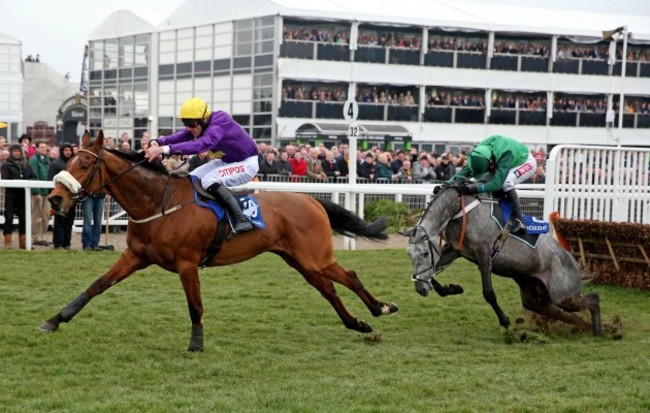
[{"xmin": 405, "ymin": 187, "xmax": 602, "ymax": 336}]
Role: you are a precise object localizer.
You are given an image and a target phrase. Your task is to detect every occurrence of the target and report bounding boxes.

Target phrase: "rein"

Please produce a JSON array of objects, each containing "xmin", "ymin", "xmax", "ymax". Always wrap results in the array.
[
  {"xmin": 410, "ymin": 225, "xmax": 441, "ymax": 280},
  {"xmin": 72, "ymin": 148, "xmax": 193, "ymax": 223}
]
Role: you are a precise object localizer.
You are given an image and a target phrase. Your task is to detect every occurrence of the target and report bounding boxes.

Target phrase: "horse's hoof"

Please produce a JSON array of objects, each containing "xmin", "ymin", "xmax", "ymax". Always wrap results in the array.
[
  {"xmin": 39, "ymin": 321, "xmax": 58, "ymax": 333},
  {"xmin": 448, "ymin": 284, "xmax": 464, "ymax": 295},
  {"xmin": 187, "ymin": 346, "xmax": 204, "ymax": 352},
  {"xmin": 356, "ymin": 320, "xmax": 373, "ymax": 333},
  {"xmin": 383, "ymin": 302, "xmax": 399, "ymax": 315}
]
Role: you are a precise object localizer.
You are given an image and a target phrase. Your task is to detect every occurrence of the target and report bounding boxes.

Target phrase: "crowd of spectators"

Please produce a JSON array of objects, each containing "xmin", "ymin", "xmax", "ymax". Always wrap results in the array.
[
  {"xmin": 253, "ymin": 141, "xmax": 548, "ymax": 185},
  {"xmin": 427, "ymin": 90, "xmax": 485, "ymax": 108},
  {"xmin": 553, "ymin": 96, "xmax": 608, "ymax": 113},
  {"xmin": 493, "ymin": 40, "xmax": 549, "ymax": 57},
  {"xmin": 357, "ymin": 30, "xmax": 421, "ymax": 49},
  {"xmin": 282, "ymin": 83, "xmax": 348, "ymax": 102},
  {"xmin": 492, "ymin": 94, "xmax": 547, "ymax": 110},
  {"xmin": 355, "ymin": 86, "xmax": 417, "ymax": 105},
  {"xmin": 428, "ymin": 35, "xmax": 488, "ymax": 53},
  {"xmin": 283, "ymin": 26, "xmax": 349, "ymax": 44}
]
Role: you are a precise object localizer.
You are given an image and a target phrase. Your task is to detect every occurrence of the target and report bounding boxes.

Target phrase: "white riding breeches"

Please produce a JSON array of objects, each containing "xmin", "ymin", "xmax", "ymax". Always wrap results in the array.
[
  {"xmin": 502, "ymin": 152, "xmax": 536, "ymax": 192},
  {"xmin": 190, "ymin": 155, "xmax": 259, "ymax": 189}
]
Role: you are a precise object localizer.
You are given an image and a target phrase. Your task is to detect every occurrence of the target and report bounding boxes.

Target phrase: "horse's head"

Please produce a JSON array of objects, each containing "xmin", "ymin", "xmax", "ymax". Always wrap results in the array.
[
  {"xmin": 49, "ymin": 130, "xmax": 105, "ymax": 214},
  {"xmin": 403, "ymin": 225, "xmax": 440, "ymax": 297}
]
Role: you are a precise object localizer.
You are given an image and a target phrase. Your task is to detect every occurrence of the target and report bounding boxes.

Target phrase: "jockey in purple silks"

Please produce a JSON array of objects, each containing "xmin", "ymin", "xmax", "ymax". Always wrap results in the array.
[{"xmin": 145, "ymin": 97, "xmax": 258, "ymax": 233}]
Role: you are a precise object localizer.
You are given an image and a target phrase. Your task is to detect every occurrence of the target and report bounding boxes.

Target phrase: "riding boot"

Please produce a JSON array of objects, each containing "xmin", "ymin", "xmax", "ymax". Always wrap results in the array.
[
  {"xmin": 207, "ymin": 183, "xmax": 254, "ymax": 234},
  {"xmin": 4, "ymin": 234, "xmax": 12, "ymax": 249},
  {"xmin": 504, "ymin": 189, "xmax": 526, "ymax": 235},
  {"xmin": 19, "ymin": 234, "xmax": 27, "ymax": 250}
]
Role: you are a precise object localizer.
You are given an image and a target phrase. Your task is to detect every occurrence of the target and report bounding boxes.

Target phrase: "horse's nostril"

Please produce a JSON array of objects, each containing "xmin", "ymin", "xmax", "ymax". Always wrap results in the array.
[{"xmin": 49, "ymin": 196, "xmax": 62, "ymax": 207}]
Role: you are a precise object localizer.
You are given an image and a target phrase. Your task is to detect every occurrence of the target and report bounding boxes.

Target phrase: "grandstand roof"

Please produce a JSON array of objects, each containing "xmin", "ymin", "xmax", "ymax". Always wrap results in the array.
[
  {"xmin": 156, "ymin": 0, "xmax": 650, "ymax": 41},
  {"xmin": 0, "ymin": 32, "xmax": 21, "ymax": 45},
  {"xmin": 89, "ymin": 10, "xmax": 156, "ymax": 41}
]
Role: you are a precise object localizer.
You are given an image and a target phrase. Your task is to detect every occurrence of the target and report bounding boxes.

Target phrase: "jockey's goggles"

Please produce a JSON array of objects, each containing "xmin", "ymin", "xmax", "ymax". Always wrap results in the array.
[{"xmin": 182, "ymin": 119, "xmax": 201, "ymax": 128}]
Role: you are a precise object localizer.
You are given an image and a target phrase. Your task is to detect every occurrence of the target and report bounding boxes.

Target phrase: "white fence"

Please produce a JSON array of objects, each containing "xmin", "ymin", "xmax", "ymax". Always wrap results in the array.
[
  {"xmin": 543, "ymin": 145, "xmax": 650, "ymax": 223},
  {"xmin": 0, "ymin": 179, "xmax": 545, "ymax": 250}
]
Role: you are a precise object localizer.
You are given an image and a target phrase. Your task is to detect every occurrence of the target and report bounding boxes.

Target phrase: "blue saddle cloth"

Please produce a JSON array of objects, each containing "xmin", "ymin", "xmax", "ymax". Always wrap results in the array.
[
  {"xmin": 488, "ymin": 193, "xmax": 548, "ymax": 248},
  {"xmin": 190, "ymin": 176, "xmax": 266, "ymax": 230}
]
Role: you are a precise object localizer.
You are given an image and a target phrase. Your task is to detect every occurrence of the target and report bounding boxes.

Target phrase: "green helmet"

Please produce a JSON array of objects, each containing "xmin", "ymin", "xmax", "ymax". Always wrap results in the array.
[{"xmin": 468, "ymin": 145, "xmax": 492, "ymax": 175}]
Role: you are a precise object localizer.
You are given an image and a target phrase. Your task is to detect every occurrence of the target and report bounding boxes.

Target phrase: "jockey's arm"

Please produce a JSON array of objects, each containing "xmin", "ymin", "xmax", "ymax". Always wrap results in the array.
[
  {"xmin": 448, "ymin": 165, "xmax": 471, "ymax": 184},
  {"xmin": 475, "ymin": 151, "xmax": 513, "ymax": 193},
  {"xmin": 166, "ymin": 126, "xmax": 224, "ymax": 155},
  {"xmin": 157, "ymin": 129, "xmax": 193, "ymax": 146}
]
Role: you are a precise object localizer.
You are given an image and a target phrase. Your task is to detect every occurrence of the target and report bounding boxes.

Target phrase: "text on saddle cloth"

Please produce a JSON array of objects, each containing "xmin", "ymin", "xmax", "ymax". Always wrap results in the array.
[{"xmin": 190, "ymin": 176, "xmax": 266, "ymax": 229}]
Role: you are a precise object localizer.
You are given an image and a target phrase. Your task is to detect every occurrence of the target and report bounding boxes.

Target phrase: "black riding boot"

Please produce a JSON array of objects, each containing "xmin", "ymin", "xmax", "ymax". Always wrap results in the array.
[
  {"xmin": 504, "ymin": 188, "xmax": 526, "ymax": 235},
  {"xmin": 207, "ymin": 184, "xmax": 254, "ymax": 234}
]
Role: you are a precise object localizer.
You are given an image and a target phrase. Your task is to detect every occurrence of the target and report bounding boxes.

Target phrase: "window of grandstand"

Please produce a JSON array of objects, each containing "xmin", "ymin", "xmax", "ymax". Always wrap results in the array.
[
  {"xmin": 355, "ymin": 84, "xmax": 419, "ymax": 122},
  {"xmin": 489, "ymin": 91, "xmax": 547, "ymax": 126},
  {"xmin": 492, "ymin": 35, "xmax": 550, "ymax": 73},
  {"xmin": 355, "ymin": 24, "xmax": 422, "ymax": 65},
  {"xmin": 279, "ymin": 80, "xmax": 348, "ymax": 119},
  {"xmin": 612, "ymin": 95, "xmax": 650, "ymax": 128},
  {"xmin": 551, "ymin": 93, "xmax": 608, "ymax": 127},
  {"xmin": 281, "ymin": 19, "xmax": 351, "ymax": 61},
  {"xmin": 554, "ymin": 39, "xmax": 610, "ymax": 76},
  {"xmin": 424, "ymin": 87, "xmax": 485, "ymax": 124},
  {"xmin": 425, "ymin": 30, "xmax": 488, "ymax": 70}
]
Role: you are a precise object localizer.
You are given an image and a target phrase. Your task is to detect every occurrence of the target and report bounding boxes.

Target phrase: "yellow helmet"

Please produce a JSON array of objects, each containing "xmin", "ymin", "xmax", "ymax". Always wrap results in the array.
[{"xmin": 180, "ymin": 97, "xmax": 210, "ymax": 120}]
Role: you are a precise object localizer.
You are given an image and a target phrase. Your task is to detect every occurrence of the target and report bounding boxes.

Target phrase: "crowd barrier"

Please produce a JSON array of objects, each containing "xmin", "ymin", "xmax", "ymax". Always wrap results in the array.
[{"xmin": 0, "ymin": 176, "xmax": 545, "ymax": 250}]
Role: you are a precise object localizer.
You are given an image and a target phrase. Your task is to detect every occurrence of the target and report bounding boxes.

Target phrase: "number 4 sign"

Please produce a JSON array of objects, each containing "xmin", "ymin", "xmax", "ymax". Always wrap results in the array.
[{"xmin": 343, "ymin": 100, "xmax": 359, "ymax": 122}]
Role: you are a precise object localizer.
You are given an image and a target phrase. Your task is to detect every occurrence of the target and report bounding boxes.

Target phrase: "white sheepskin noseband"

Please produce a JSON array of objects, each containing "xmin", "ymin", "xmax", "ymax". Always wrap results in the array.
[{"xmin": 53, "ymin": 171, "xmax": 82, "ymax": 194}]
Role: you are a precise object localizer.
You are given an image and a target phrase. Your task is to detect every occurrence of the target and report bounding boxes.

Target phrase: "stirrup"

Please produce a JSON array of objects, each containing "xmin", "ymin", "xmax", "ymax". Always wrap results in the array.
[
  {"xmin": 231, "ymin": 220, "xmax": 254, "ymax": 234},
  {"xmin": 509, "ymin": 219, "xmax": 526, "ymax": 235}
]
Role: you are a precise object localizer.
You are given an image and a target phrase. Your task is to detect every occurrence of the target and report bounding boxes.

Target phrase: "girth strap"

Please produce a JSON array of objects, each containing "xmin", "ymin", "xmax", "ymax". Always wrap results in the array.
[{"xmin": 199, "ymin": 217, "xmax": 228, "ymax": 268}]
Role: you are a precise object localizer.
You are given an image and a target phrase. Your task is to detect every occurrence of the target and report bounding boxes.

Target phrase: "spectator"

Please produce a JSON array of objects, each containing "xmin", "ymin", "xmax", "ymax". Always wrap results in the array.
[
  {"xmin": 394, "ymin": 159, "xmax": 413, "ymax": 182},
  {"xmin": 48, "ymin": 144, "xmax": 75, "ymax": 250},
  {"xmin": 120, "ymin": 141, "xmax": 131, "ymax": 152},
  {"xmin": 71, "ymin": 144, "xmax": 79, "ymax": 156},
  {"xmin": 306, "ymin": 148, "xmax": 326, "ymax": 181},
  {"xmin": 188, "ymin": 151, "xmax": 210, "ymax": 172},
  {"xmin": 413, "ymin": 156, "xmax": 437, "ymax": 181},
  {"xmin": 358, "ymin": 153, "xmax": 377, "ymax": 180},
  {"xmin": 375, "ymin": 153, "xmax": 393, "ymax": 181},
  {"xmin": 259, "ymin": 151, "xmax": 280, "ymax": 176},
  {"xmin": 82, "ymin": 190, "xmax": 106, "ymax": 252},
  {"xmin": 336, "ymin": 148, "xmax": 349, "ymax": 177},
  {"xmin": 524, "ymin": 164, "xmax": 546, "ymax": 184},
  {"xmin": 104, "ymin": 137, "xmax": 116, "ymax": 149},
  {"xmin": 390, "ymin": 150, "xmax": 405, "ymax": 174},
  {"xmin": 119, "ymin": 132, "xmax": 130, "ymax": 147},
  {"xmin": 29, "ymin": 141, "xmax": 52, "ymax": 246},
  {"xmin": 138, "ymin": 131, "xmax": 151, "ymax": 152},
  {"xmin": 48, "ymin": 146, "xmax": 60, "ymax": 162},
  {"xmin": 433, "ymin": 154, "xmax": 455, "ymax": 182},
  {"xmin": 276, "ymin": 151, "xmax": 293, "ymax": 175},
  {"xmin": 321, "ymin": 151, "xmax": 341, "ymax": 179},
  {"xmin": 2, "ymin": 144, "xmax": 35, "ymax": 249},
  {"xmin": 20, "ymin": 134, "xmax": 35, "ymax": 159},
  {"xmin": 289, "ymin": 151, "xmax": 307, "ymax": 176}
]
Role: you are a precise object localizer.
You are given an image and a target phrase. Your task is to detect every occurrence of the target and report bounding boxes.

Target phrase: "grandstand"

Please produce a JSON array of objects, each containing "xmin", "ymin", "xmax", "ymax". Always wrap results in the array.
[{"xmin": 86, "ymin": 0, "xmax": 650, "ymax": 152}]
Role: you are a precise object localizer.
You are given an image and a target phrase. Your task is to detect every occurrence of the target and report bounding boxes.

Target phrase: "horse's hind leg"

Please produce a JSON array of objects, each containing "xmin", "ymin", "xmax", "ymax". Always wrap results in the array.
[
  {"xmin": 320, "ymin": 262, "xmax": 398, "ymax": 317},
  {"xmin": 300, "ymin": 271, "xmax": 374, "ymax": 333},
  {"xmin": 40, "ymin": 248, "xmax": 149, "ymax": 333},
  {"xmin": 519, "ymin": 279, "xmax": 594, "ymax": 333},
  {"xmin": 557, "ymin": 293, "xmax": 602, "ymax": 336}
]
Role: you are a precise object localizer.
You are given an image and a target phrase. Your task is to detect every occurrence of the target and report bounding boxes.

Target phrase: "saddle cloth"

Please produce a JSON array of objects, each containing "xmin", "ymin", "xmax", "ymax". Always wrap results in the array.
[
  {"xmin": 488, "ymin": 193, "xmax": 548, "ymax": 248},
  {"xmin": 190, "ymin": 176, "xmax": 266, "ymax": 229}
]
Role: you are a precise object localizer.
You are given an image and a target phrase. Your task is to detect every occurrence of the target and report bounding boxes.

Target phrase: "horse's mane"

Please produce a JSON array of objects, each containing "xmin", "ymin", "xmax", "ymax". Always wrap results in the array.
[{"xmin": 104, "ymin": 148, "xmax": 170, "ymax": 175}]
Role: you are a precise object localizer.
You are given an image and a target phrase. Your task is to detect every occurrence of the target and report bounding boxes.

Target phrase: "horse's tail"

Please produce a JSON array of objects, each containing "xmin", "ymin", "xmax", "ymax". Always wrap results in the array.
[{"xmin": 314, "ymin": 198, "xmax": 388, "ymax": 240}]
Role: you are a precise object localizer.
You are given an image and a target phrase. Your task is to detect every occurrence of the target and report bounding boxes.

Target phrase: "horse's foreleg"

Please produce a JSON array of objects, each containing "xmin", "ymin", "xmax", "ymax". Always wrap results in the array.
[
  {"xmin": 40, "ymin": 248, "xmax": 148, "ymax": 333},
  {"xmin": 321, "ymin": 263, "xmax": 398, "ymax": 318},
  {"xmin": 476, "ymin": 247, "xmax": 510, "ymax": 328},
  {"xmin": 177, "ymin": 261, "xmax": 204, "ymax": 352}
]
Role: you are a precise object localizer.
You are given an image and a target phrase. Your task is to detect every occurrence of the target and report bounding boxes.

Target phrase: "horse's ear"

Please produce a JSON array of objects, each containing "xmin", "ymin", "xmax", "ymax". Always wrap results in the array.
[
  {"xmin": 93, "ymin": 130, "xmax": 105, "ymax": 151},
  {"xmin": 81, "ymin": 130, "xmax": 91, "ymax": 148},
  {"xmin": 399, "ymin": 227, "xmax": 415, "ymax": 237}
]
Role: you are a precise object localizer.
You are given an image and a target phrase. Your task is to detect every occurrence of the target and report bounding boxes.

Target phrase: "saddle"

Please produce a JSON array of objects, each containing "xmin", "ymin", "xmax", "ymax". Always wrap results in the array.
[{"xmin": 488, "ymin": 192, "xmax": 548, "ymax": 249}]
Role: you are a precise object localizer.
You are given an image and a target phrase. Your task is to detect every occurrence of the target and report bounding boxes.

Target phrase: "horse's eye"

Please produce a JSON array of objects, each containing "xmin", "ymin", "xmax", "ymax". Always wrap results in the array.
[{"xmin": 423, "ymin": 252, "xmax": 429, "ymax": 257}]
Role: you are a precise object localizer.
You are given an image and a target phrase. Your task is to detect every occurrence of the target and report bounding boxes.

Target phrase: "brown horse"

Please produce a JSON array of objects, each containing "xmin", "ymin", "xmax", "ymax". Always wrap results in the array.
[{"xmin": 41, "ymin": 131, "xmax": 398, "ymax": 351}]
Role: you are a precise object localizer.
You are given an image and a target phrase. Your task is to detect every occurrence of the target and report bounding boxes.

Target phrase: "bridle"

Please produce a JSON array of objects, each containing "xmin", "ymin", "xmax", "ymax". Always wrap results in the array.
[
  {"xmin": 72, "ymin": 148, "xmax": 147, "ymax": 201},
  {"xmin": 409, "ymin": 225, "xmax": 441, "ymax": 282}
]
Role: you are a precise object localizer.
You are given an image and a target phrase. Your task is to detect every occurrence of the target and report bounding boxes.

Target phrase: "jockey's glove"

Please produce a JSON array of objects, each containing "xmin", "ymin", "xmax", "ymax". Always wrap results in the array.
[
  {"xmin": 455, "ymin": 184, "xmax": 478, "ymax": 195},
  {"xmin": 433, "ymin": 182, "xmax": 449, "ymax": 195}
]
